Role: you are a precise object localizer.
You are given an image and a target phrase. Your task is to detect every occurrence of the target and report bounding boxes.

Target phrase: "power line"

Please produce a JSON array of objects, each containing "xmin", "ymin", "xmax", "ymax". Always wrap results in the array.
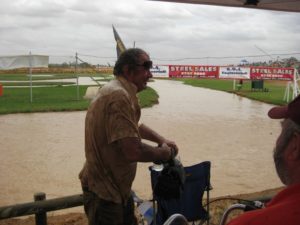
[
  {"xmin": 46, "ymin": 52, "xmax": 300, "ymax": 64},
  {"xmin": 152, "ymin": 52, "xmax": 300, "ymax": 61},
  {"xmin": 77, "ymin": 53, "xmax": 116, "ymax": 59}
]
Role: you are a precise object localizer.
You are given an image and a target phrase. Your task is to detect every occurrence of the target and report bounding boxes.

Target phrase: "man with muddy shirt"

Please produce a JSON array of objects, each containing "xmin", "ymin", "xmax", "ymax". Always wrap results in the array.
[
  {"xmin": 79, "ymin": 48, "xmax": 178, "ymax": 225},
  {"xmin": 228, "ymin": 94, "xmax": 300, "ymax": 225}
]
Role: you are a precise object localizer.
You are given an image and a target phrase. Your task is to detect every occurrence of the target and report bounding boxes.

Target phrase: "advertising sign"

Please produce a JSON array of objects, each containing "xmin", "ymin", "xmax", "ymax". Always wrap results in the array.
[
  {"xmin": 250, "ymin": 67, "xmax": 294, "ymax": 80},
  {"xmin": 219, "ymin": 66, "xmax": 250, "ymax": 79},
  {"xmin": 151, "ymin": 64, "xmax": 295, "ymax": 81},
  {"xmin": 150, "ymin": 65, "xmax": 169, "ymax": 78},
  {"xmin": 169, "ymin": 65, "xmax": 219, "ymax": 78}
]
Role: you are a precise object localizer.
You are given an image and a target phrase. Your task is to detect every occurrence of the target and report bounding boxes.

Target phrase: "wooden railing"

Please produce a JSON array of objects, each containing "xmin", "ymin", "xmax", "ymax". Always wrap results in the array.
[
  {"xmin": 0, "ymin": 192, "xmax": 83, "ymax": 225},
  {"xmin": 0, "ymin": 192, "xmax": 274, "ymax": 225}
]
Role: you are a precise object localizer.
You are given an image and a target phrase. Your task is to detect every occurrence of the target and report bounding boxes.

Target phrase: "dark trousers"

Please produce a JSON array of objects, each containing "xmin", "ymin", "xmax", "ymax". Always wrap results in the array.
[{"xmin": 82, "ymin": 187, "xmax": 137, "ymax": 225}]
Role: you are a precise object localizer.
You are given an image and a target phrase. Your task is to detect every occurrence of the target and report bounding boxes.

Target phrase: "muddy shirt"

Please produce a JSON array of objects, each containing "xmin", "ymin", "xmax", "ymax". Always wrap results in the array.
[{"xmin": 79, "ymin": 76, "xmax": 141, "ymax": 204}]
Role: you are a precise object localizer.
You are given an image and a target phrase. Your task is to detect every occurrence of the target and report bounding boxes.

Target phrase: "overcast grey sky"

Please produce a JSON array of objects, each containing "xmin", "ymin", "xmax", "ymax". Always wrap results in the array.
[{"xmin": 1, "ymin": 0, "xmax": 300, "ymax": 66}]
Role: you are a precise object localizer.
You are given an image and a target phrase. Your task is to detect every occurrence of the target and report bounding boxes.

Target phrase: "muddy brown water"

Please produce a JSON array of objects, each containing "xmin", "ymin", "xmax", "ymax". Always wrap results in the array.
[{"xmin": 0, "ymin": 79, "xmax": 282, "ymax": 210}]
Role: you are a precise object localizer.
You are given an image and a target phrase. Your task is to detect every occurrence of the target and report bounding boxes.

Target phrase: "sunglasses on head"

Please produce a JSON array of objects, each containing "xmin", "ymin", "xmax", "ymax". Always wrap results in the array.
[{"xmin": 135, "ymin": 60, "xmax": 153, "ymax": 70}]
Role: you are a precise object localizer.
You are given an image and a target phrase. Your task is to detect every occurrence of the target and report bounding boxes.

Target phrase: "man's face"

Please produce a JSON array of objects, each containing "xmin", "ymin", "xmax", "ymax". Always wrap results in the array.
[
  {"xmin": 273, "ymin": 120, "xmax": 293, "ymax": 185},
  {"xmin": 130, "ymin": 53, "xmax": 153, "ymax": 92}
]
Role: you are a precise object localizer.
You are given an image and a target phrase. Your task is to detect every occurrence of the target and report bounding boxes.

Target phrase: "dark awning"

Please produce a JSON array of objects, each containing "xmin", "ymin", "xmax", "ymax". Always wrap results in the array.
[{"xmin": 150, "ymin": 0, "xmax": 300, "ymax": 13}]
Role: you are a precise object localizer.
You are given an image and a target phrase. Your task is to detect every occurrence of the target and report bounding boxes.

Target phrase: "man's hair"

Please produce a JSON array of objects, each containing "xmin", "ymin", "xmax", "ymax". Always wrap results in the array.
[
  {"xmin": 273, "ymin": 119, "xmax": 300, "ymax": 184},
  {"xmin": 113, "ymin": 48, "xmax": 147, "ymax": 76}
]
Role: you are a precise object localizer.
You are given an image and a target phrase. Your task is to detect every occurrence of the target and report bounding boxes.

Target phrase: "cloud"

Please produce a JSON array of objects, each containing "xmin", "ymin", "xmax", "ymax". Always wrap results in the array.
[{"xmin": 0, "ymin": 0, "xmax": 299, "ymax": 65}]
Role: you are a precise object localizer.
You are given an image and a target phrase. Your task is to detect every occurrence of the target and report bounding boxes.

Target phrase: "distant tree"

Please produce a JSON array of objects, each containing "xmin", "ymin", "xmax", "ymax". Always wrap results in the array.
[
  {"xmin": 283, "ymin": 57, "xmax": 299, "ymax": 67},
  {"xmin": 49, "ymin": 62, "xmax": 72, "ymax": 68},
  {"xmin": 242, "ymin": 56, "xmax": 299, "ymax": 68},
  {"xmin": 78, "ymin": 62, "xmax": 90, "ymax": 68},
  {"xmin": 61, "ymin": 62, "xmax": 69, "ymax": 68}
]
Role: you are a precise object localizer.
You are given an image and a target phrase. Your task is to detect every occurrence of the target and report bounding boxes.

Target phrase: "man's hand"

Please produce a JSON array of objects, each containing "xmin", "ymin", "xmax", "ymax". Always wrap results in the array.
[
  {"xmin": 160, "ymin": 139, "xmax": 178, "ymax": 157},
  {"xmin": 160, "ymin": 142, "xmax": 179, "ymax": 162}
]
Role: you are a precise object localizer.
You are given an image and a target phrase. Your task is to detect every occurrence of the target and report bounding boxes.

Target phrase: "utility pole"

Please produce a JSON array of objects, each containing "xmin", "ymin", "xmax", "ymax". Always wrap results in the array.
[{"xmin": 75, "ymin": 52, "xmax": 79, "ymax": 100}]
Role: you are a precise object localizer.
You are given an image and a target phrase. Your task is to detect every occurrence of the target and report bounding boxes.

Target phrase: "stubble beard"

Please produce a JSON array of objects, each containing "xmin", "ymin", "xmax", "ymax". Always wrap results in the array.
[{"xmin": 273, "ymin": 146, "xmax": 289, "ymax": 185}]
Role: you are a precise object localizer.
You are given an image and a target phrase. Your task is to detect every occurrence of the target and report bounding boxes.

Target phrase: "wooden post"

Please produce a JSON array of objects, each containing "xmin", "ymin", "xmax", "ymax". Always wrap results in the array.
[
  {"xmin": 34, "ymin": 192, "xmax": 47, "ymax": 225},
  {"xmin": 0, "ymin": 193, "xmax": 83, "ymax": 219}
]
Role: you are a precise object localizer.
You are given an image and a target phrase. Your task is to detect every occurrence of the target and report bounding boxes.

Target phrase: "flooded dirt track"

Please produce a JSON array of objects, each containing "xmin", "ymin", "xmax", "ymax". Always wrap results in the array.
[
  {"xmin": 0, "ymin": 79, "xmax": 282, "ymax": 208},
  {"xmin": 134, "ymin": 80, "xmax": 282, "ymax": 199},
  {"xmin": 0, "ymin": 111, "xmax": 86, "ymax": 206}
]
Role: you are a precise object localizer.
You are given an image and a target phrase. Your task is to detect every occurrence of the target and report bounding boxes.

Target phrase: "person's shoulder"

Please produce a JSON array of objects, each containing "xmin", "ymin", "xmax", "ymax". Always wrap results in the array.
[
  {"xmin": 89, "ymin": 80, "xmax": 128, "ymax": 107},
  {"xmin": 99, "ymin": 82, "xmax": 130, "ymax": 106},
  {"xmin": 101, "ymin": 79, "xmax": 128, "ymax": 97}
]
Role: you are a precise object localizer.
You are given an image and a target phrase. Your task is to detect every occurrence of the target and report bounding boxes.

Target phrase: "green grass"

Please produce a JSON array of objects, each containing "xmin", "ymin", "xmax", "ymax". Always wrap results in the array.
[
  {"xmin": 0, "ymin": 86, "xmax": 89, "ymax": 114},
  {"xmin": 1, "ymin": 75, "xmax": 297, "ymax": 114},
  {"xmin": 0, "ymin": 85, "xmax": 158, "ymax": 114},
  {"xmin": 0, "ymin": 73, "xmax": 113, "ymax": 86},
  {"xmin": 178, "ymin": 78, "xmax": 297, "ymax": 105},
  {"xmin": 0, "ymin": 73, "xmax": 159, "ymax": 114},
  {"xmin": 0, "ymin": 73, "xmax": 111, "ymax": 81},
  {"xmin": 138, "ymin": 86, "xmax": 159, "ymax": 108},
  {"xmin": 2, "ymin": 81, "xmax": 75, "ymax": 86},
  {"xmin": 0, "ymin": 73, "xmax": 74, "ymax": 81}
]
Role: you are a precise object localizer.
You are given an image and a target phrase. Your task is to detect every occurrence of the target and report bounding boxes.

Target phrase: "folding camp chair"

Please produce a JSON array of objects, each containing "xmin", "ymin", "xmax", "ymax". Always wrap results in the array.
[
  {"xmin": 149, "ymin": 161, "xmax": 211, "ymax": 225},
  {"xmin": 219, "ymin": 201, "xmax": 264, "ymax": 225}
]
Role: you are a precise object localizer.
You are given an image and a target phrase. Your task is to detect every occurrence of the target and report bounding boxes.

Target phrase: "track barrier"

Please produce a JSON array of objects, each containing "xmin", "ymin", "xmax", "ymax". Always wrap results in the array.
[{"xmin": 0, "ymin": 192, "xmax": 83, "ymax": 225}]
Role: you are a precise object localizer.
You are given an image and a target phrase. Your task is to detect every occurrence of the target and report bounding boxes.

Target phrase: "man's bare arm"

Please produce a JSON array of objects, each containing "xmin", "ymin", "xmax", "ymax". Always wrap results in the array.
[
  {"xmin": 138, "ymin": 123, "xmax": 178, "ymax": 154},
  {"xmin": 119, "ymin": 137, "xmax": 172, "ymax": 163}
]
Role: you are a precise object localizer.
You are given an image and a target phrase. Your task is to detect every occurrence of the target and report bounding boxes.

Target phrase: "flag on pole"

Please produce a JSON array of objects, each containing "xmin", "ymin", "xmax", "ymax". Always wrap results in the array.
[{"xmin": 112, "ymin": 25, "xmax": 126, "ymax": 58}]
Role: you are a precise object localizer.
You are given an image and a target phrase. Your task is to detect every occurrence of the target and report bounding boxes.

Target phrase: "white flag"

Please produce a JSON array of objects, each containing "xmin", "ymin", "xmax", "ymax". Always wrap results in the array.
[{"xmin": 0, "ymin": 55, "xmax": 49, "ymax": 70}]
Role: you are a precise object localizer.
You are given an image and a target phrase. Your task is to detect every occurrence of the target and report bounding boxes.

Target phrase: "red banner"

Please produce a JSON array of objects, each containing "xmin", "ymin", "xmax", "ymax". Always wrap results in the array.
[
  {"xmin": 250, "ymin": 67, "xmax": 294, "ymax": 80},
  {"xmin": 169, "ymin": 65, "xmax": 219, "ymax": 78}
]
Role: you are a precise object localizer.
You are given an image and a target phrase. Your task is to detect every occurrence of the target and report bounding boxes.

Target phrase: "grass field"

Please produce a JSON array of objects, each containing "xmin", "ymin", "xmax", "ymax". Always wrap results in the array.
[
  {"xmin": 0, "ymin": 72, "xmax": 158, "ymax": 114},
  {"xmin": 0, "ymin": 73, "xmax": 112, "ymax": 81},
  {"xmin": 178, "ymin": 78, "xmax": 298, "ymax": 105},
  {"xmin": 0, "ymin": 84, "xmax": 158, "ymax": 114},
  {"xmin": 1, "ymin": 74, "xmax": 298, "ymax": 114}
]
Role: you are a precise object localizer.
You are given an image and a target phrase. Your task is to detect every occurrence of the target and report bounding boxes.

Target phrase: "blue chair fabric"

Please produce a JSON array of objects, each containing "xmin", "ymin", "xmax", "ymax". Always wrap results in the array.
[{"xmin": 150, "ymin": 161, "xmax": 211, "ymax": 225}]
